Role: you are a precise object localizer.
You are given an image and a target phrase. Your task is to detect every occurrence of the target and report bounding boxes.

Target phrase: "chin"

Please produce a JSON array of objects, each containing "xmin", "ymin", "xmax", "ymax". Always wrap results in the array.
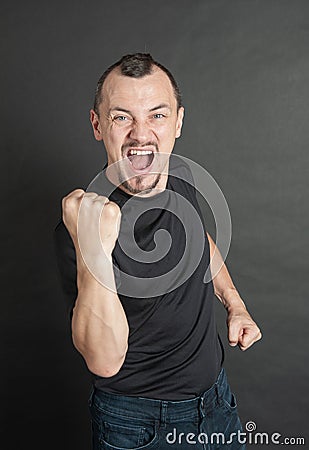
[{"xmin": 122, "ymin": 173, "xmax": 161, "ymax": 195}]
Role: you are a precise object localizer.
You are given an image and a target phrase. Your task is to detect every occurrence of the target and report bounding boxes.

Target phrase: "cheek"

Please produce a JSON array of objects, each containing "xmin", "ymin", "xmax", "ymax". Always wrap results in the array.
[
  {"xmin": 156, "ymin": 124, "xmax": 178, "ymax": 144},
  {"xmin": 104, "ymin": 126, "xmax": 128, "ymax": 146}
]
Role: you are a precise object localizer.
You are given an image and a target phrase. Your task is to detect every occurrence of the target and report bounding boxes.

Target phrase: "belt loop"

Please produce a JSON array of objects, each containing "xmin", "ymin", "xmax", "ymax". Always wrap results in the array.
[
  {"xmin": 160, "ymin": 401, "xmax": 168, "ymax": 425},
  {"xmin": 88, "ymin": 386, "xmax": 95, "ymax": 407},
  {"xmin": 215, "ymin": 378, "xmax": 221, "ymax": 406},
  {"xmin": 199, "ymin": 394, "xmax": 205, "ymax": 418}
]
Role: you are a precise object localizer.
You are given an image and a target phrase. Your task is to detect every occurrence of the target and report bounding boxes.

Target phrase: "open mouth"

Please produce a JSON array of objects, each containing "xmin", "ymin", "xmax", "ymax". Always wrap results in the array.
[{"xmin": 126, "ymin": 149, "xmax": 155, "ymax": 171}]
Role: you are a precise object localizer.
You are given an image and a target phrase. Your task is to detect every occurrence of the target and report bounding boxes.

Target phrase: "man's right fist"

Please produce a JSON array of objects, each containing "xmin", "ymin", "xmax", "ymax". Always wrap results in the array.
[{"xmin": 62, "ymin": 189, "xmax": 121, "ymax": 258}]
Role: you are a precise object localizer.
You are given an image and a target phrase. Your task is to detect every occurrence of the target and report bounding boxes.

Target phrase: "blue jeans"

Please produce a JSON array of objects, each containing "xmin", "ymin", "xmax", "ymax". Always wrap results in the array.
[{"xmin": 88, "ymin": 368, "xmax": 245, "ymax": 449}]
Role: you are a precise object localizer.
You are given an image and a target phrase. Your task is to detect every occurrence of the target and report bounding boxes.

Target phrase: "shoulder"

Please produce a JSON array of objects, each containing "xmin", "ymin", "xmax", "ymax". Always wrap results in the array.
[
  {"xmin": 168, "ymin": 155, "xmax": 197, "ymax": 200},
  {"xmin": 169, "ymin": 155, "xmax": 195, "ymax": 184}
]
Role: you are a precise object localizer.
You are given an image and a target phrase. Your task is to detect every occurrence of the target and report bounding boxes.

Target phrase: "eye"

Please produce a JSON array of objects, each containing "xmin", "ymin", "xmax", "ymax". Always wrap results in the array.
[
  {"xmin": 114, "ymin": 115, "xmax": 128, "ymax": 121},
  {"xmin": 153, "ymin": 113, "xmax": 165, "ymax": 119}
]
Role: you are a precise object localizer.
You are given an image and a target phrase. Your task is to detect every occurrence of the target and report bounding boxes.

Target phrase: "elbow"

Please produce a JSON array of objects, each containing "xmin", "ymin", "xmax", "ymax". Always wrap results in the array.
[
  {"xmin": 87, "ymin": 363, "xmax": 122, "ymax": 378},
  {"xmin": 86, "ymin": 355, "xmax": 126, "ymax": 378},
  {"xmin": 72, "ymin": 336, "xmax": 127, "ymax": 378}
]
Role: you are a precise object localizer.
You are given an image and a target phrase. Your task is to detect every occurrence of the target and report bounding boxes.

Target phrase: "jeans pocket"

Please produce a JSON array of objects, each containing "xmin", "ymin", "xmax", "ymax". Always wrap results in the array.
[
  {"xmin": 200, "ymin": 377, "xmax": 243, "ymax": 449},
  {"xmin": 101, "ymin": 420, "xmax": 156, "ymax": 449},
  {"xmin": 89, "ymin": 392, "xmax": 159, "ymax": 449},
  {"xmin": 222, "ymin": 390, "xmax": 238, "ymax": 412}
]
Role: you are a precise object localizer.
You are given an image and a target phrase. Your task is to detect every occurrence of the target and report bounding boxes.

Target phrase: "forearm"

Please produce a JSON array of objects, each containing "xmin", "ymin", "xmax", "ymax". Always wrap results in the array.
[
  {"xmin": 72, "ymin": 254, "xmax": 129, "ymax": 377},
  {"xmin": 207, "ymin": 232, "xmax": 262, "ymax": 349},
  {"xmin": 207, "ymin": 233, "xmax": 247, "ymax": 313}
]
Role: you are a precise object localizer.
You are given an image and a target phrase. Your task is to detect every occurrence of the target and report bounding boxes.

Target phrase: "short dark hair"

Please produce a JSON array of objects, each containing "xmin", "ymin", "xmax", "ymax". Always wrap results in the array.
[{"xmin": 93, "ymin": 53, "xmax": 182, "ymax": 114}]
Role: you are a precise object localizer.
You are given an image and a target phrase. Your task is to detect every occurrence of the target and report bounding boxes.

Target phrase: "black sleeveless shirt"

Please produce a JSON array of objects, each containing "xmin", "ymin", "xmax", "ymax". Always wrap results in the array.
[{"xmin": 54, "ymin": 159, "xmax": 223, "ymax": 400}]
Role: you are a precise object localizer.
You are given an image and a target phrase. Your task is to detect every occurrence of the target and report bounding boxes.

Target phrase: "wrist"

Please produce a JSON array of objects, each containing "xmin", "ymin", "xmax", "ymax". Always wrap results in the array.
[
  {"xmin": 220, "ymin": 287, "xmax": 247, "ymax": 314},
  {"xmin": 76, "ymin": 253, "xmax": 116, "ymax": 292}
]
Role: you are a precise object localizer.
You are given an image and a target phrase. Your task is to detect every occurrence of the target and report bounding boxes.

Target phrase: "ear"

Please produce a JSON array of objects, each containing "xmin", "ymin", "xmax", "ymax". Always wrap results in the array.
[
  {"xmin": 175, "ymin": 107, "xmax": 184, "ymax": 138},
  {"xmin": 90, "ymin": 109, "xmax": 103, "ymax": 141}
]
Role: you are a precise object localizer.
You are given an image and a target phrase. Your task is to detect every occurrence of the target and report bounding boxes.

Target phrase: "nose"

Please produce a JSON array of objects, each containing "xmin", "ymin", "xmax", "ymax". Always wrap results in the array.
[{"xmin": 128, "ymin": 120, "xmax": 153, "ymax": 144}]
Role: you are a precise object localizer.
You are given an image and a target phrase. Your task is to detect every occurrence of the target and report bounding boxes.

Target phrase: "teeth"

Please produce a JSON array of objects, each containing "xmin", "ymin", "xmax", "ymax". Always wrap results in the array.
[{"xmin": 129, "ymin": 150, "xmax": 153, "ymax": 156}]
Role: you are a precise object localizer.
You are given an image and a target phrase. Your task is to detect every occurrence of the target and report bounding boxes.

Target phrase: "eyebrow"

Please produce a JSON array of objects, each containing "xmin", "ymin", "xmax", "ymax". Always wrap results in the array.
[
  {"xmin": 109, "ymin": 104, "xmax": 171, "ymax": 114},
  {"xmin": 149, "ymin": 103, "xmax": 171, "ymax": 112},
  {"xmin": 109, "ymin": 107, "xmax": 131, "ymax": 114}
]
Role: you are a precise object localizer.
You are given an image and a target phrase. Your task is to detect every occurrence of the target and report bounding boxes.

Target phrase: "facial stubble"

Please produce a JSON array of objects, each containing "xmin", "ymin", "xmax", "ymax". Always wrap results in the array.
[{"xmin": 121, "ymin": 173, "xmax": 161, "ymax": 195}]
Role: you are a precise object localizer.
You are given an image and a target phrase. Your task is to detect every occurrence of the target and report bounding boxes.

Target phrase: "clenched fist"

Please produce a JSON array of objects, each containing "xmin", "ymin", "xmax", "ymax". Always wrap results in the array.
[{"xmin": 62, "ymin": 189, "xmax": 121, "ymax": 260}]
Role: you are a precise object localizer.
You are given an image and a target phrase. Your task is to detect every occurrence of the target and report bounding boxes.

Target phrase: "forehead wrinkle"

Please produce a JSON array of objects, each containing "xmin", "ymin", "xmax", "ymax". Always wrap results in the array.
[
  {"xmin": 101, "ymin": 69, "xmax": 177, "ymax": 113},
  {"xmin": 108, "ymin": 104, "xmax": 172, "ymax": 116},
  {"xmin": 109, "ymin": 107, "xmax": 132, "ymax": 114}
]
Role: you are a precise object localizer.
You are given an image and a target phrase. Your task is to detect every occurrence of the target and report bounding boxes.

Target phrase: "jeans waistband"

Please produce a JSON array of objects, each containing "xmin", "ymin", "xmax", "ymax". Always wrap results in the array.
[{"xmin": 91, "ymin": 367, "xmax": 226, "ymax": 424}]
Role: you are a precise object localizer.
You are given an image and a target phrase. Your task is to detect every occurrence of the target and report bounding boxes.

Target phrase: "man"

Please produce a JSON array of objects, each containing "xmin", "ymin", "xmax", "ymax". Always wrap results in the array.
[{"xmin": 54, "ymin": 53, "xmax": 261, "ymax": 449}]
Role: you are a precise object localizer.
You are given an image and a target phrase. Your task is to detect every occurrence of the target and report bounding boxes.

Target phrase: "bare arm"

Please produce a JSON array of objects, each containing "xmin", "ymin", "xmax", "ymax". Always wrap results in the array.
[
  {"xmin": 63, "ymin": 190, "xmax": 129, "ymax": 377},
  {"xmin": 207, "ymin": 232, "xmax": 262, "ymax": 351}
]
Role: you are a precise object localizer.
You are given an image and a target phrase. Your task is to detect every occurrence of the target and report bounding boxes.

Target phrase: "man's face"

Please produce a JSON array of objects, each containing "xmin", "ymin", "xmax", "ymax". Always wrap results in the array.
[{"xmin": 90, "ymin": 67, "xmax": 184, "ymax": 195}]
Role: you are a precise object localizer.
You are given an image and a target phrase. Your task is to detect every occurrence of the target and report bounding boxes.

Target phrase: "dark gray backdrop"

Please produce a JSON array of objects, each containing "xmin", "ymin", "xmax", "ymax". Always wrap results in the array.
[{"xmin": 1, "ymin": 1, "xmax": 308, "ymax": 449}]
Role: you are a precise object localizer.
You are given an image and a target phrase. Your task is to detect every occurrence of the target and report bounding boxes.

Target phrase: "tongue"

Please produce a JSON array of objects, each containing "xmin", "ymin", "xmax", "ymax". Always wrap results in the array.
[{"xmin": 129, "ymin": 154, "xmax": 151, "ymax": 170}]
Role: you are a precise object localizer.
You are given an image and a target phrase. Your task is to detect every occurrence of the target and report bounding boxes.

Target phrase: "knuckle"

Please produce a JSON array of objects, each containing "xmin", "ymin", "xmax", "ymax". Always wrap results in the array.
[
  {"xmin": 62, "ymin": 189, "xmax": 84, "ymax": 207},
  {"xmin": 83, "ymin": 191, "xmax": 98, "ymax": 201},
  {"xmin": 106, "ymin": 202, "xmax": 121, "ymax": 216},
  {"xmin": 72, "ymin": 188, "xmax": 85, "ymax": 196},
  {"xmin": 62, "ymin": 196, "xmax": 72, "ymax": 211}
]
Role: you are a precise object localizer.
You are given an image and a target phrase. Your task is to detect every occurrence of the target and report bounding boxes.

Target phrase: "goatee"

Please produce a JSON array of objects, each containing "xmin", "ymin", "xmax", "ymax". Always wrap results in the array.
[{"xmin": 121, "ymin": 173, "xmax": 161, "ymax": 195}]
